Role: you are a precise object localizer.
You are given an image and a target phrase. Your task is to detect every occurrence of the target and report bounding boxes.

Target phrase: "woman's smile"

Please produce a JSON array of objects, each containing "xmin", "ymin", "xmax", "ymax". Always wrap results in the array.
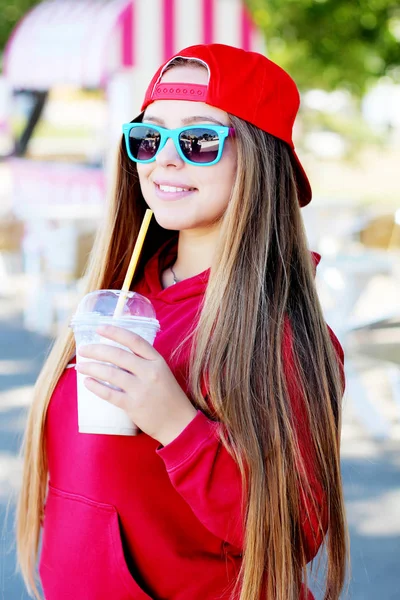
[{"xmin": 154, "ymin": 180, "xmax": 198, "ymax": 201}]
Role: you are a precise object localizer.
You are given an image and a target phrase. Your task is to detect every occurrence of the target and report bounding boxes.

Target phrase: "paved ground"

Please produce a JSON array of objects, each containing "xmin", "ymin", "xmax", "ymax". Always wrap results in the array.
[
  {"xmin": 0, "ymin": 294, "xmax": 50, "ymax": 600},
  {"xmin": 0, "ymin": 293, "xmax": 399, "ymax": 599}
]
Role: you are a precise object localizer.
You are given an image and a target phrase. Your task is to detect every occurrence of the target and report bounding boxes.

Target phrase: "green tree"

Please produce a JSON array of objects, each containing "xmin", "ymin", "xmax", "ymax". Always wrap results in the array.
[
  {"xmin": 0, "ymin": 1, "xmax": 41, "ymax": 59},
  {"xmin": 245, "ymin": 0, "xmax": 400, "ymax": 94}
]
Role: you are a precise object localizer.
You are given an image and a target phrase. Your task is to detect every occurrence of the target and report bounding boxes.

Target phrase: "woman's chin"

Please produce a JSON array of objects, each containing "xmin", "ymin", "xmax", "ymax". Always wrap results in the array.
[{"xmin": 152, "ymin": 212, "xmax": 194, "ymax": 231}]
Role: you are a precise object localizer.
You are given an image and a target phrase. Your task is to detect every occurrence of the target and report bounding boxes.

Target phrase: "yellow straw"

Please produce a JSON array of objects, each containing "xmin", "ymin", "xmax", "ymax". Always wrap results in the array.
[{"xmin": 113, "ymin": 209, "xmax": 153, "ymax": 317}]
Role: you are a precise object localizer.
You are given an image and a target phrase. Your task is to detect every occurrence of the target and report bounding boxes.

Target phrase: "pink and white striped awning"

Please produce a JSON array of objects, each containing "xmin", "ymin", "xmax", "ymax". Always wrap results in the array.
[
  {"xmin": 4, "ymin": 0, "xmax": 262, "ymax": 92},
  {"xmin": 4, "ymin": 0, "xmax": 134, "ymax": 90}
]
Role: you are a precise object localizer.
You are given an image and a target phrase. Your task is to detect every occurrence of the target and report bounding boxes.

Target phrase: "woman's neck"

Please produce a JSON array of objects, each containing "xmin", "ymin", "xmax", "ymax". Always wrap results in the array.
[{"xmin": 171, "ymin": 227, "xmax": 220, "ymax": 281}]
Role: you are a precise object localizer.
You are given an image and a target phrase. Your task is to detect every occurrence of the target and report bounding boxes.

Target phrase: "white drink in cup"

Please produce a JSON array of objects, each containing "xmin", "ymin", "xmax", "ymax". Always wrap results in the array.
[{"xmin": 70, "ymin": 289, "xmax": 160, "ymax": 435}]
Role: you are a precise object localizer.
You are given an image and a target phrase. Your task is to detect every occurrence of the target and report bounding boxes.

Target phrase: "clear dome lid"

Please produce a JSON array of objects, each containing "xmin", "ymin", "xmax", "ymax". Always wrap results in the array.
[{"xmin": 73, "ymin": 290, "xmax": 156, "ymax": 320}]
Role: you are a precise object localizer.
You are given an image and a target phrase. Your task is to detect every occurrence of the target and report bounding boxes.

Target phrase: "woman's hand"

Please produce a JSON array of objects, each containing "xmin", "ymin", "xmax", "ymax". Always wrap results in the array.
[{"xmin": 76, "ymin": 325, "xmax": 198, "ymax": 445}]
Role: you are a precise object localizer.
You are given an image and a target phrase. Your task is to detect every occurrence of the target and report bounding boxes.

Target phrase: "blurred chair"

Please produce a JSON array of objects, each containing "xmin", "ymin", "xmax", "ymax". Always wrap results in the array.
[
  {"xmin": 304, "ymin": 203, "xmax": 400, "ymax": 440},
  {"xmin": 303, "ymin": 203, "xmax": 400, "ymax": 336},
  {"xmin": 0, "ymin": 216, "xmax": 24, "ymax": 295},
  {"xmin": 22, "ymin": 221, "xmax": 96, "ymax": 336},
  {"xmin": 359, "ymin": 211, "xmax": 400, "ymax": 250}
]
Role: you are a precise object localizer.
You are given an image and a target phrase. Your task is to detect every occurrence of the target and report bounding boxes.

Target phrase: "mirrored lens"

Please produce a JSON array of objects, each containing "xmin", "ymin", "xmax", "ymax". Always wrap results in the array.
[
  {"xmin": 179, "ymin": 128, "xmax": 220, "ymax": 163},
  {"xmin": 128, "ymin": 126, "xmax": 161, "ymax": 161}
]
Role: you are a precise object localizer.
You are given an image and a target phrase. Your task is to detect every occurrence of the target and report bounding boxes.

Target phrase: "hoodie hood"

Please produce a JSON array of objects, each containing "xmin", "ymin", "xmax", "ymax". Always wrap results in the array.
[
  {"xmin": 138, "ymin": 236, "xmax": 210, "ymax": 304},
  {"xmin": 138, "ymin": 236, "xmax": 321, "ymax": 305}
]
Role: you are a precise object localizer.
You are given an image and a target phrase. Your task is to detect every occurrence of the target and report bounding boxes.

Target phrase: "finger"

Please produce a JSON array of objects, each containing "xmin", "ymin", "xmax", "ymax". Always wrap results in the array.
[
  {"xmin": 83, "ymin": 377, "xmax": 127, "ymax": 409},
  {"xmin": 76, "ymin": 361, "xmax": 134, "ymax": 392},
  {"xmin": 97, "ymin": 325, "xmax": 158, "ymax": 360},
  {"xmin": 78, "ymin": 344, "xmax": 142, "ymax": 374}
]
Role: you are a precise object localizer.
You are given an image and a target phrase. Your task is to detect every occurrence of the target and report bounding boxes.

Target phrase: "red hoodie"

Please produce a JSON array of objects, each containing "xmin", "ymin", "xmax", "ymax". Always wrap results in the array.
[{"xmin": 40, "ymin": 237, "xmax": 344, "ymax": 600}]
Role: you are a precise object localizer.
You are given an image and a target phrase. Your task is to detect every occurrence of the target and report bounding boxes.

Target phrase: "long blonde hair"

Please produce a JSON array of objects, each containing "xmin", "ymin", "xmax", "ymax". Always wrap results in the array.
[{"xmin": 17, "ymin": 59, "xmax": 348, "ymax": 599}]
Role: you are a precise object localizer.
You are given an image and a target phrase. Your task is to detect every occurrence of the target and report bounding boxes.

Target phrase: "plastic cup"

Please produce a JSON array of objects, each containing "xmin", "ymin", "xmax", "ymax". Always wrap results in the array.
[{"xmin": 70, "ymin": 290, "xmax": 160, "ymax": 436}]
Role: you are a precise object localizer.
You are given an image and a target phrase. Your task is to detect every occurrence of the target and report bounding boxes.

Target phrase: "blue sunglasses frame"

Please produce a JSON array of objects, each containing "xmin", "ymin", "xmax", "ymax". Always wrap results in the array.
[{"xmin": 122, "ymin": 122, "xmax": 234, "ymax": 166}]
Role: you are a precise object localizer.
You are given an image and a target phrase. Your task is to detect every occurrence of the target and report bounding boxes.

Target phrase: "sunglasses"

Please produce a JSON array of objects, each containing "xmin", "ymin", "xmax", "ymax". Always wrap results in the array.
[{"xmin": 122, "ymin": 122, "xmax": 235, "ymax": 166}]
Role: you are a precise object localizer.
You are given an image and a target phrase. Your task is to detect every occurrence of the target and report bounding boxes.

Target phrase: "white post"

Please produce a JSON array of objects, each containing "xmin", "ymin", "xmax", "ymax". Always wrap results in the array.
[
  {"xmin": 105, "ymin": 68, "xmax": 136, "ymax": 195},
  {"xmin": 131, "ymin": 0, "xmax": 164, "ymax": 114}
]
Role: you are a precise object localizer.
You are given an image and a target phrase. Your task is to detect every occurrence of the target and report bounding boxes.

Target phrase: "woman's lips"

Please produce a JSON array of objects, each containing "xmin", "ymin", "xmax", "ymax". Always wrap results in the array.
[{"xmin": 154, "ymin": 182, "xmax": 197, "ymax": 200}]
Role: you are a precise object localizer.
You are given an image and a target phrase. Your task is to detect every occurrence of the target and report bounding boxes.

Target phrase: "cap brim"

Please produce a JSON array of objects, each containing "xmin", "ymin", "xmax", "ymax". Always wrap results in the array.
[{"xmin": 290, "ymin": 148, "xmax": 312, "ymax": 207}]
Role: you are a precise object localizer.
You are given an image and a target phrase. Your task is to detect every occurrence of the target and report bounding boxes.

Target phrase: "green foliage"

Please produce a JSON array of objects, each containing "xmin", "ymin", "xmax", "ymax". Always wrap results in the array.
[
  {"xmin": 0, "ymin": 0, "xmax": 41, "ymax": 63},
  {"xmin": 245, "ymin": 0, "xmax": 400, "ymax": 94}
]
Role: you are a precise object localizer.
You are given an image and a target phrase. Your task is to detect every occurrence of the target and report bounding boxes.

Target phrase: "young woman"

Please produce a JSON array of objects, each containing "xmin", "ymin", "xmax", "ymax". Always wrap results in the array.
[{"xmin": 17, "ymin": 44, "xmax": 348, "ymax": 600}]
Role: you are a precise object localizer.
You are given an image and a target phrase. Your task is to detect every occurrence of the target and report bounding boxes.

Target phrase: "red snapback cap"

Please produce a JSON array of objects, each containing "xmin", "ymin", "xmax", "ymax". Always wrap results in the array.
[{"xmin": 140, "ymin": 43, "xmax": 311, "ymax": 207}]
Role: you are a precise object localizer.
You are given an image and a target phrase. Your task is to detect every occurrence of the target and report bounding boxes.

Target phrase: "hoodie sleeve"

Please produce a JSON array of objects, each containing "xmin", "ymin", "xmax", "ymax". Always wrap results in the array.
[{"xmin": 156, "ymin": 324, "xmax": 345, "ymax": 560}]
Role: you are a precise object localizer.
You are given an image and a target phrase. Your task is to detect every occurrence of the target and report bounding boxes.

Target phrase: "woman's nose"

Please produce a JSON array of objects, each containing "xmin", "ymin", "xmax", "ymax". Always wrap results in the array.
[{"xmin": 155, "ymin": 138, "xmax": 185, "ymax": 168}]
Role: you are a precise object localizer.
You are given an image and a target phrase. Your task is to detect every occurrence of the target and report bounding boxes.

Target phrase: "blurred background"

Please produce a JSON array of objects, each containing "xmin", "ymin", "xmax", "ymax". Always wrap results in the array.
[{"xmin": 0, "ymin": 0, "xmax": 399, "ymax": 598}]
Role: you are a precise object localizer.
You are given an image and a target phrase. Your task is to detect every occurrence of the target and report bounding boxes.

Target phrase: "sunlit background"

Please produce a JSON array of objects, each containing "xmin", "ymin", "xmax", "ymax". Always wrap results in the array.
[{"xmin": 0, "ymin": 0, "xmax": 399, "ymax": 598}]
